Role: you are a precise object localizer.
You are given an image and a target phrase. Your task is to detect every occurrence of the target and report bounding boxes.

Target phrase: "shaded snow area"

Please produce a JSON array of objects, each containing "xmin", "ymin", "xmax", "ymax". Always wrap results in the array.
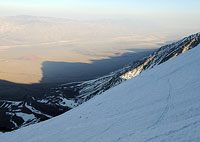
[
  {"xmin": 15, "ymin": 113, "xmax": 35, "ymax": 123},
  {"xmin": 1, "ymin": 45, "xmax": 200, "ymax": 141}
]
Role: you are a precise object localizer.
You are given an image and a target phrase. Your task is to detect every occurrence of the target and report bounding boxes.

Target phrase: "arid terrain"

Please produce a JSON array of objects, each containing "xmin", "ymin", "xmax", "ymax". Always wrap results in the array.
[{"xmin": 0, "ymin": 16, "xmax": 196, "ymax": 84}]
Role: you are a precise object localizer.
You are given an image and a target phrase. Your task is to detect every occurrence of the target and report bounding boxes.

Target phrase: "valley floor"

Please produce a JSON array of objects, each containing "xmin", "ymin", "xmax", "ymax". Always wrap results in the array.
[{"xmin": 0, "ymin": 45, "xmax": 200, "ymax": 141}]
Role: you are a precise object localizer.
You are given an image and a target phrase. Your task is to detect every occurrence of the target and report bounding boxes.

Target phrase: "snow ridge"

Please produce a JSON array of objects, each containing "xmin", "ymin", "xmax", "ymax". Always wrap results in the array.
[{"xmin": 55, "ymin": 32, "xmax": 200, "ymax": 105}]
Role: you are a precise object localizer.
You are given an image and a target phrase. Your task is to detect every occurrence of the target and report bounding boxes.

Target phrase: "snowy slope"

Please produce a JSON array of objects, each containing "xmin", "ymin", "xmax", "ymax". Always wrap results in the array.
[
  {"xmin": 1, "ymin": 33, "xmax": 199, "ymax": 132},
  {"xmin": 1, "ymin": 43, "xmax": 200, "ymax": 141},
  {"xmin": 56, "ymin": 32, "xmax": 200, "ymax": 105}
]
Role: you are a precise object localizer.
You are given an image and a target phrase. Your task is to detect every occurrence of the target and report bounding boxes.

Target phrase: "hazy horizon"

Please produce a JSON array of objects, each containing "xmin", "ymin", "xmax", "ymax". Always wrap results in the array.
[
  {"xmin": 0, "ymin": 15, "xmax": 161, "ymax": 84},
  {"xmin": 0, "ymin": 0, "xmax": 199, "ymax": 84}
]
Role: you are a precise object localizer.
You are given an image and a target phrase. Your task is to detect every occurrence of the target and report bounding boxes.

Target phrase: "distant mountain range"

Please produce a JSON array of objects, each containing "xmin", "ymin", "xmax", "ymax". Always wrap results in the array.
[
  {"xmin": 0, "ymin": 32, "xmax": 199, "ymax": 132},
  {"xmin": 0, "ymin": 15, "xmax": 165, "ymax": 84}
]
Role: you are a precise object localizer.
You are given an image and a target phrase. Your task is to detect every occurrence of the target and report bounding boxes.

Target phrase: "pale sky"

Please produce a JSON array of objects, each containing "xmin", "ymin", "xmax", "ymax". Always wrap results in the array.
[{"xmin": 0, "ymin": 0, "xmax": 200, "ymax": 19}]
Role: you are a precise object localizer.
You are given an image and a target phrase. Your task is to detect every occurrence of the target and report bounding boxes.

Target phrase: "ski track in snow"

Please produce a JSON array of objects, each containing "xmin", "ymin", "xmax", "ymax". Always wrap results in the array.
[
  {"xmin": 145, "ymin": 120, "xmax": 200, "ymax": 142},
  {"xmin": 149, "ymin": 78, "xmax": 173, "ymax": 129}
]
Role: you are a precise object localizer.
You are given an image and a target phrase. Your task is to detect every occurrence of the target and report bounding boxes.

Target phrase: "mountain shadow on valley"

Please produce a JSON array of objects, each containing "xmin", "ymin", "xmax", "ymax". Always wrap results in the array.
[
  {"xmin": 40, "ymin": 49, "xmax": 155, "ymax": 83},
  {"xmin": 0, "ymin": 49, "xmax": 155, "ymax": 101}
]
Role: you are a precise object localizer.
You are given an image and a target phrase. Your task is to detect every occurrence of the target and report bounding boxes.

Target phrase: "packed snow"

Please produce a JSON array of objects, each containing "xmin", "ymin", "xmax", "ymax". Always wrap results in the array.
[{"xmin": 0, "ymin": 45, "xmax": 200, "ymax": 141}]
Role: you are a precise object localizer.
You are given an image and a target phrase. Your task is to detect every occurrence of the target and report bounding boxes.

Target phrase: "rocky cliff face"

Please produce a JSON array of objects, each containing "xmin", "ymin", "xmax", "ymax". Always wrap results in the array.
[
  {"xmin": 0, "ymin": 93, "xmax": 72, "ymax": 132},
  {"xmin": 121, "ymin": 32, "xmax": 200, "ymax": 79}
]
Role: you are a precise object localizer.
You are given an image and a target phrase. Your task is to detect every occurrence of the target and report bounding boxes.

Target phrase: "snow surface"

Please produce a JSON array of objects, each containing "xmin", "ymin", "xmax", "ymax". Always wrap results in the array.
[
  {"xmin": 15, "ymin": 113, "xmax": 35, "ymax": 123},
  {"xmin": 24, "ymin": 103, "xmax": 52, "ymax": 118},
  {"xmin": 59, "ymin": 97, "xmax": 78, "ymax": 108},
  {"xmin": 1, "ymin": 45, "xmax": 200, "ymax": 141}
]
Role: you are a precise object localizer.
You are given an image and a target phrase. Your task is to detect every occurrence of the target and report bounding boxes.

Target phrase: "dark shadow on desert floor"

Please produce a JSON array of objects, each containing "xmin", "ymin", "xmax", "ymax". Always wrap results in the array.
[
  {"xmin": 40, "ymin": 49, "xmax": 156, "ymax": 83},
  {"xmin": 0, "ymin": 79, "xmax": 59, "ymax": 101},
  {"xmin": 0, "ymin": 49, "xmax": 156, "ymax": 101}
]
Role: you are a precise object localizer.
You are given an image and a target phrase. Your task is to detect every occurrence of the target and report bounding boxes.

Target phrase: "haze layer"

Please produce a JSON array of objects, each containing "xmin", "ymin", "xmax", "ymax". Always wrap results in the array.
[{"xmin": 0, "ymin": 16, "xmax": 197, "ymax": 84}]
